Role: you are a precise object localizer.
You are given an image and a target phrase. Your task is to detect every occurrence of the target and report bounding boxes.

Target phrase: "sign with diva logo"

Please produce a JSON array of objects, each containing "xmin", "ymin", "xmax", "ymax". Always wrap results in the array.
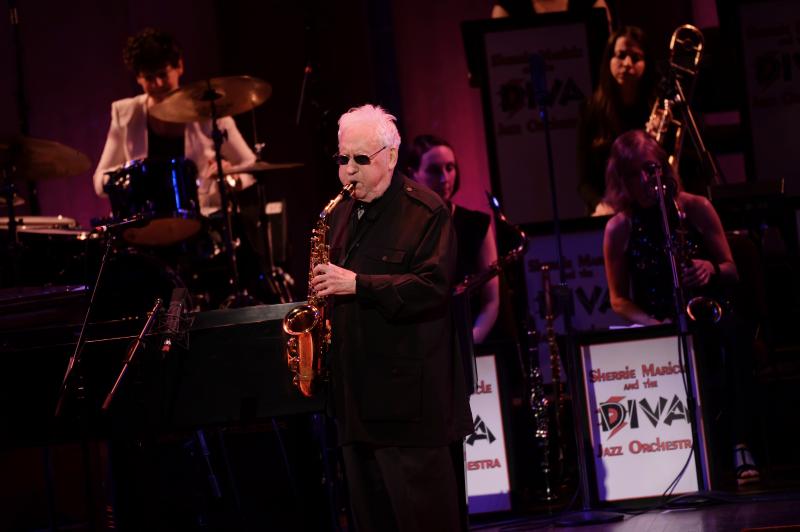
[
  {"xmin": 580, "ymin": 333, "xmax": 710, "ymax": 501},
  {"xmin": 464, "ymin": 355, "xmax": 511, "ymax": 513}
]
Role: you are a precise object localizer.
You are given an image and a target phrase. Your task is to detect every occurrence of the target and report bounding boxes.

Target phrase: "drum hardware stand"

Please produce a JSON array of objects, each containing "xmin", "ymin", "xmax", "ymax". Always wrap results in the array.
[
  {"xmin": 249, "ymin": 106, "xmax": 266, "ymax": 161},
  {"xmin": 9, "ymin": 0, "xmax": 40, "ymax": 214},
  {"xmin": 261, "ymin": 195, "xmax": 295, "ymax": 303},
  {"xmin": 203, "ymin": 81, "xmax": 252, "ymax": 308},
  {"xmin": 101, "ymin": 298, "xmax": 162, "ymax": 411},
  {"xmin": 247, "ymin": 105, "xmax": 294, "ymax": 303},
  {"xmin": 527, "ymin": 54, "xmax": 623, "ymax": 526},
  {"xmin": 1, "ymin": 168, "xmax": 19, "ymax": 243},
  {"xmin": 1, "ymin": 164, "xmax": 22, "ymax": 286}
]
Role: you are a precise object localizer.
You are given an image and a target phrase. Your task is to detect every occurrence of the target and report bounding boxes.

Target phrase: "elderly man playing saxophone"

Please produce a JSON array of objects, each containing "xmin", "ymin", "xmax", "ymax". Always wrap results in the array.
[{"xmin": 311, "ymin": 104, "xmax": 473, "ymax": 531}]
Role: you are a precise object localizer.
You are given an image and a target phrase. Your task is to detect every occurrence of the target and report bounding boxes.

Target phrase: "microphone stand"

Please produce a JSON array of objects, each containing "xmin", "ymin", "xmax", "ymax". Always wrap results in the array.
[
  {"xmin": 528, "ymin": 53, "xmax": 622, "ymax": 526},
  {"xmin": 296, "ymin": 64, "xmax": 312, "ymax": 127},
  {"xmin": 55, "ymin": 215, "xmax": 150, "ymax": 415},
  {"xmin": 649, "ymin": 163, "xmax": 708, "ymax": 492},
  {"xmin": 101, "ymin": 298, "xmax": 163, "ymax": 411},
  {"xmin": 54, "ymin": 234, "xmax": 117, "ymax": 417}
]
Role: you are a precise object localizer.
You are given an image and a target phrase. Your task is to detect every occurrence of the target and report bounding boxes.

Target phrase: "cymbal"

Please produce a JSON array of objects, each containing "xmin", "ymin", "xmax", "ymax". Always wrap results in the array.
[
  {"xmin": 223, "ymin": 161, "xmax": 304, "ymax": 175},
  {"xmin": 0, "ymin": 137, "xmax": 91, "ymax": 181},
  {"xmin": 149, "ymin": 76, "xmax": 272, "ymax": 123},
  {"xmin": 0, "ymin": 194, "xmax": 25, "ymax": 207}
]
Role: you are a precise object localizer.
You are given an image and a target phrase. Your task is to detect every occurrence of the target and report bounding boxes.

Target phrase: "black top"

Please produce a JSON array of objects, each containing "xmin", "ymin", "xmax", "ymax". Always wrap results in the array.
[
  {"xmin": 495, "ymin": 0, "xmax": 596, "ymax": 18},
  {"xmin": 147, "ymin": 126, "xmax": 184, "ymax": 161},
  {"xmin": 626, "ymin": 203, "xmax": 710, "ymax": 321},
  {"xmin": 452, "ymin": 205, "xmax": 491, "ymax": 284}
]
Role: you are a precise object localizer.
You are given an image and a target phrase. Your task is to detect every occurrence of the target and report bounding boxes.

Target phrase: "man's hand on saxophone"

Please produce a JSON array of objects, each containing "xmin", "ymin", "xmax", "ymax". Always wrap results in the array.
[{"xmin": 311, "ymin": 263, "xmax": 357, "ymax": 296}]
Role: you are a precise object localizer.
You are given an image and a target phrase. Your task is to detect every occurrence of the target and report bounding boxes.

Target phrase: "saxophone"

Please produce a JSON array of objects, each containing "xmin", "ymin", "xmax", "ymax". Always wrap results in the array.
[
  {"xmin": 527, "ymin": 320, "xmax": 557, "ymax": 500},
  {"xmin": 283, "ymin": 183, "xmax": 354, "ymax": 397},
  {"xmin": 540, "ymin": 265, "xmax": 565, "ymax": 486},
  {"xmin": 453, "ymin": 192, "xmax": 527, "ymax": 297},
  {"xmin": 673, "ymin": 198, "xmax": 723, "ymax": 323},
  {"xmin": 642, "ymin": 162, "xmax": 723, "ymax": 324}
]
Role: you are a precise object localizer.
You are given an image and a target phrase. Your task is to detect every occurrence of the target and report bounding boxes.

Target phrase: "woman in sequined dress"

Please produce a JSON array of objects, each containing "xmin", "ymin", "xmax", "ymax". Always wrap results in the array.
[
  {"xmin": 602, "ymin": 129, "xmax": 760, "ymax": 486},
  {"xmin": 601, "ymin": 130, "xmax": 736, "ymax": 325}
]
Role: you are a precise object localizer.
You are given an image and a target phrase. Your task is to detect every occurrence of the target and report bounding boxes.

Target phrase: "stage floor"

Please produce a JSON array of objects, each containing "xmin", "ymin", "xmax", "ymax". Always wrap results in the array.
[{"xmin": 470, "ymin": 490, "xmax": 800, "ymax": 531}]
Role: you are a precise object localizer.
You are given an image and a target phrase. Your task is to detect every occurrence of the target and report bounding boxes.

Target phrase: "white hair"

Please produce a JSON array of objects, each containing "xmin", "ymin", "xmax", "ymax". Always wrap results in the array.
[{"xmin": 338, "ymin": 104, "xmax": 401, "ymax": 149}]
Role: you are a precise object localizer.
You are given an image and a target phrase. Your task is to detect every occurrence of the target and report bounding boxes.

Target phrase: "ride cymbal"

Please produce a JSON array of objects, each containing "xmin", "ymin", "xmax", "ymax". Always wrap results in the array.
[
  {"xmin": 0, "ymin": 194, "xmax": 25, "ymax": 207},
  {"xmin": 149, "ymin": 76, "xmax": 272, "ymax": 123},
  {"xmin": 0, "ymin": 137, "xmax": 91, "ymax": 181}
]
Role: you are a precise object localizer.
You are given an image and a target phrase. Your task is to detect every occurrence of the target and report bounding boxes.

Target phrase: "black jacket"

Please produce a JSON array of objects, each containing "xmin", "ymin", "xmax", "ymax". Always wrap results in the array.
[{"xmin": 328, "ymin": 171, "xmax": 473, "ymax": 446}]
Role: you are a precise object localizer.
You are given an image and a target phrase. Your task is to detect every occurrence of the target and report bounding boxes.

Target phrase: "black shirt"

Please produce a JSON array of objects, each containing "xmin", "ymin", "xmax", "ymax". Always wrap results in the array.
[{"xmin": 147, "ymin": 126, "xmax": 184, "ymax": 161}]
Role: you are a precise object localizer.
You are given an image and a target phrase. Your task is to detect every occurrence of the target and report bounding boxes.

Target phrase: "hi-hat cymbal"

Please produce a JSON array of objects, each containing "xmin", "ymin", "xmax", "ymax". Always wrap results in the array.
[
  {"xmin": 0, "ymin": 194, "xmax": 25, "ymax": 207},
  {"xmin": 223, "ymin": 161, "xmax": 304, "ymax": 175},
  {"xmin": 149, "ymin": 76, "xmax": 272, "ymax": 123},
  {"xmin": 0, "ymin": 137, "xmax": 91, "ymax": 181}
]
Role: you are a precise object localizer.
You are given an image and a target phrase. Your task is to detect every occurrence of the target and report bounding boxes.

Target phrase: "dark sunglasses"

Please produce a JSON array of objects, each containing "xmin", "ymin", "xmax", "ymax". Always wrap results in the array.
[{"xmin": 334, "ymin": 146, "xmax": 387, "ymax": 166}]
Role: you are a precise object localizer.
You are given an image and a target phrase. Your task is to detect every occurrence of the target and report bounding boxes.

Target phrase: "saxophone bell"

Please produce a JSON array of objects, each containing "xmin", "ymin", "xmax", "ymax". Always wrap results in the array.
[
  {"xmin": 686, "ymin": 295, "xmax": 723, "ymax": 324},
  {"xmin": 282, "ymin": 183, "xmax": 353, "ymax": 397},
  {"xmin": 671, "ymin": 198, "xmax": 724, "ymax": 325},
  {"xmin": 283, "ymin": 305, "xmax": 321, "ymax": 335}
]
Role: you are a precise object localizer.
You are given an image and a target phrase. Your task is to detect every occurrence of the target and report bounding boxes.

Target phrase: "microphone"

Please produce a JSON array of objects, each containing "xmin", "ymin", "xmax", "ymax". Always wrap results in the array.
[
  {"xmin": 94, "ymin": 214, "xmax": 148, "ymax": 233},
  {"xmin": 161, "ymin": 287, "xmax": 188, "ymax": 354}
]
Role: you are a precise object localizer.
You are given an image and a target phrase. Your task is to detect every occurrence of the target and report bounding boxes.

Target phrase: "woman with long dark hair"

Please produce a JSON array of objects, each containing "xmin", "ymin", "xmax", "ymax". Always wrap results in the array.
[{"xmin": 578, "ymin": 26, "xmax": 658, "ymax": 215}]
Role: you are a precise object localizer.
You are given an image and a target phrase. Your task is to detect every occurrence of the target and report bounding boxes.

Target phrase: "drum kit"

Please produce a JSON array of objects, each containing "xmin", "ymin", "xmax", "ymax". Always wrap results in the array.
[{"xmin": 1, "ymin": 75, "xmax": 300, "ymax": 315}]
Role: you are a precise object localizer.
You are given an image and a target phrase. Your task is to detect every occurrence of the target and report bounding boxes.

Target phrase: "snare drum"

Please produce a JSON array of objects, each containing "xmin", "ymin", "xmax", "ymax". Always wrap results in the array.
[{"xmin": 105, "ymin": 158, "xmax": 202, "ymax": 247}]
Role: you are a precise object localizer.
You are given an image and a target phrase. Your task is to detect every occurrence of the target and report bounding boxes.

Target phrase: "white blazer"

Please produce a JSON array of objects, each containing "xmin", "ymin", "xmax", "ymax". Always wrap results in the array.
[{"xmin": 93, "ymin": 93, "xmax": 256, "ymax": 215}]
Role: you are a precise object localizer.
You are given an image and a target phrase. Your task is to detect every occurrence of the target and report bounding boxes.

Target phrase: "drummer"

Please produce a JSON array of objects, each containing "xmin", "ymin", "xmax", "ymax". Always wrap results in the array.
[
  {"xmin": 93, "ymin": 27, "xmax": 256, "ymax": 216},
  {"xmin": 93, "ymin": 28, "xmax": 280, "ymax": 305}
]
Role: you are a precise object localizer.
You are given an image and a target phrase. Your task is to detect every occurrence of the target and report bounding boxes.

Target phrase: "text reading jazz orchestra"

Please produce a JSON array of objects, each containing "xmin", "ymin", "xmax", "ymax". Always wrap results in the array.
[
  {"xmin": 599, "ymin": 437, "xmax": 693, "ymax": 458},
  {"xmin": 590, "ymin": 361, "xmax": 685, "ymax": 383}
]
